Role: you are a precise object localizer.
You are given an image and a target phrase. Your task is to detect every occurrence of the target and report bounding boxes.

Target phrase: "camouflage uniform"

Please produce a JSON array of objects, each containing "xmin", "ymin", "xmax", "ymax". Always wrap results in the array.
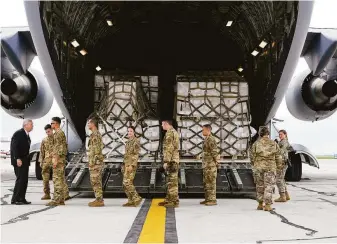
[
  {"xmin": 39, "ymin": 136, "xmax": 54, "ymax": 196},
  {"xmin": 251, "ymin": 137, "xmax": 283, "ymax": 205},
  {"xmin": 122, "ymin": 137, "xmax": 142, "ymax": 205},
  {"xmin": 202, "ymin": 134, "xmax": 219, "ymax": 203},
  {"xmin": 48, "ymin": 128, "xmax": 68, "ymax": 205},
  {"xmin": 162, "ymin": 127, "xmax": 180, "ymax": 206},
  {"xmin": 88, "ymin": 130, "xmax": 104, "ymax": 201},
  {"xmin": 276, "ymin": 139, "xmax": 290, "ymax": 194}
]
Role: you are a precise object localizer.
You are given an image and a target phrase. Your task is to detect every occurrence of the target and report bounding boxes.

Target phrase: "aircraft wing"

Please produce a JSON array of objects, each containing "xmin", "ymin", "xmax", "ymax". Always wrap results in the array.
[{"xmin": 300, "ymin": 28, "xmax": 337, "ymax": 78}]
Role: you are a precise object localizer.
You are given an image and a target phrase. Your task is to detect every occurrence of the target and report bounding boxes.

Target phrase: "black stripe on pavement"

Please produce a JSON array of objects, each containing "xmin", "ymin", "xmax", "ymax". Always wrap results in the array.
[
  {"xmin": 165, "ymin": 207, "xmax": 178, "ymax": 243},
  {"xmin": 123, "ymin": 199, "xmax": 152, "ymax": 243}
]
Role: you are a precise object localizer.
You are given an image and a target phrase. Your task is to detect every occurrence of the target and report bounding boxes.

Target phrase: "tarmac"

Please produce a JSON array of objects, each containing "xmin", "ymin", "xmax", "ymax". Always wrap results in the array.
[{"xmin": 1, "ymin": 159, "xmax": 337, "ymax": 243}]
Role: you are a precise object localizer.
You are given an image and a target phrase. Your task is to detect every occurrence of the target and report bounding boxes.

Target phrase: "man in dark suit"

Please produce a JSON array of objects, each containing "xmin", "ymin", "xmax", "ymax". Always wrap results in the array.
[{"xmin": 10, "ymin": 119, "xmax": 34, "ymax": 205}]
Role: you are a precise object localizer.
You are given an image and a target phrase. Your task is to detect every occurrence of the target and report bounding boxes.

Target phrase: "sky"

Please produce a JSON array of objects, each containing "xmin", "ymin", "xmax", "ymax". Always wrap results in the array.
[{"xmin": 1, "ymin": 0, "xmax": 337, "ymax": 155}]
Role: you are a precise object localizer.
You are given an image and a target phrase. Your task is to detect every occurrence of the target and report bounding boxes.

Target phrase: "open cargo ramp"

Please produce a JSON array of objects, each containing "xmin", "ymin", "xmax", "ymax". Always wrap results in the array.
[{"xmin": 65, "ymin": 71, "xmax": 256, "ymax": 197}]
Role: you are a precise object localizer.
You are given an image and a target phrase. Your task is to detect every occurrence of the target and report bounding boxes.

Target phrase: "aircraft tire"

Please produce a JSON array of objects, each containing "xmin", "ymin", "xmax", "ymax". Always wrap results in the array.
[
  {"xmin": 35, "ymin": 160, "xmax": 42, "ymax": 180},
  {"xmin": 285, "ymin": 152, "xmax": 302, "ymax": 181}
]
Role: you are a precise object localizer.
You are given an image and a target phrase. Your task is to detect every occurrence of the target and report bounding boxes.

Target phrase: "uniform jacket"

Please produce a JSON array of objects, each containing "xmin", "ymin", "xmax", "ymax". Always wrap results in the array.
[
  {"xmin": 88, "ymin": 130, "xmax": 104, "ymax": 166},
  {"xmin": 278, "ymin": 138, "xmax": 290, "ymax": 162},
  {"xmin": 124, "ymin": 137, "xmax": 140, "ymax": 167},
  {"xmin": 53, "ymin": 128, "xmax": 67, "ymax": 158},
  {"xmin": 39, "ymin": 136, "xmax": 54, "ymax": 164},
  {"xmin": 202, "ymin": 134, "xmax": 219, "ymax": 168},
  {"xmin": 250, "ymin": 137, "xmax": 283, "ymax": 172},
  {"xmin": 163, "ymin": 127, "xmax": 180, "ymax": 163}
]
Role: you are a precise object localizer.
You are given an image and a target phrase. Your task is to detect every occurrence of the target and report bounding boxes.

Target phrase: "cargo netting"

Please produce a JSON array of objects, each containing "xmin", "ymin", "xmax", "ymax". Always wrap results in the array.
[
  {"xmin": 86, "ymin": 75, "xmax": 160, "ymax": 159},
  {"xmin": 176, "ymin": 71, "xmax": 251, "ymax": 158}
]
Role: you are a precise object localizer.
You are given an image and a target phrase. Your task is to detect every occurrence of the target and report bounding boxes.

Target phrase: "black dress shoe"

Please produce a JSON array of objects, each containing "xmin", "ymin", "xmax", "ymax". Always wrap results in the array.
[
  {"xmin": 22, "ymin": 200, "xmax": 31, "ymax": 204},
  {"xmin": 14, "ymin": 201, "xmax": 24, "ymax": 205}
]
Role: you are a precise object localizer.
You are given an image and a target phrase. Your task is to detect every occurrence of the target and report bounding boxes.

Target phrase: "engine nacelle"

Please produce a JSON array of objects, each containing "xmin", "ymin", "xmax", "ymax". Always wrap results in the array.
[
  {"xmin": 1, "ymin": 67, "xmax": 53, "ymax": 119},
  {"xmin": 286, "ymin": 69, "xmax": 337, "ymax": 121}
]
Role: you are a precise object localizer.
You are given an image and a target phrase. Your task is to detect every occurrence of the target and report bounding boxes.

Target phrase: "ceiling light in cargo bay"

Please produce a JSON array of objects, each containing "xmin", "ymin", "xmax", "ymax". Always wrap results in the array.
[
  {"xmin": 71, "ymin": 40, "xmax": 80, "ymax": 48},
  {"xmin": 251, "ymin": 50, "xmax": 259, "ymax": 56},
  {"xmin": 226, "ymin": 21, "xmax": 233, "ymax": 27},
  {"xmin": 96, "ymin": 66, "xmax": 101, "ymax": 71},
  {"xmin": 259, "ymin": 41, "xmax": 268, "ymax": 48},
  {"xmin": 80, "ymin": 49, "xmax": 87, "ymax": 56},
  {"xmin": 107, "ymin": 20, "xmax": 113, "ymax": 26},
  {"xmin": 238, "ymin": 67, "xmax": 243, "ymax": 72}
]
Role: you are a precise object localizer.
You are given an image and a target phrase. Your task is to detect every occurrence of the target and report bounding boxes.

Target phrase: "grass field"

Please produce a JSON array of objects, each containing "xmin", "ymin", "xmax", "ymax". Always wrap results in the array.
[{"xmin": 316, "ymin": 155, "xmax": 336, "ymax": 159}]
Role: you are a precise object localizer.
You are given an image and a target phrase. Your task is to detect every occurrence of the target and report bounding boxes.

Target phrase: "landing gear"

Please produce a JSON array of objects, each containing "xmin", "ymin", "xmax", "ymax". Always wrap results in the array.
[{"xmin": 285, "ymin": 152, "xmax": 302, "ymax": 181}]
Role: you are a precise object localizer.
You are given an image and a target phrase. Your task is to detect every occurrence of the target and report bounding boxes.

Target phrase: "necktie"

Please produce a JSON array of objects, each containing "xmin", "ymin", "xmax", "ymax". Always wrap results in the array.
[{"xmin": 27, "ymin": 134, "xmax": 31, "ymax": 145}]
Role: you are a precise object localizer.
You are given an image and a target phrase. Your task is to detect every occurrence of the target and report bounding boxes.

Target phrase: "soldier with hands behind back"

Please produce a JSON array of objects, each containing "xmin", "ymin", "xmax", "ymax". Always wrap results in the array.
[
  {"xmin": 46, "ymin": 117, "xmax": 70, "ymax": 206},
  {"xmin": 200, "ymin": 124, "xmax": 219, "ymax": 206},
  {"xmin": 39, "ymin": 124, "xmax": 54, "ymax": 200},
  {"xmin": 87, "ymin": 117, "xmax": 105, "ymax": 207},
  {"xmin": 158, "ymin": 120, "xmax": 180, "ymax": 208}
]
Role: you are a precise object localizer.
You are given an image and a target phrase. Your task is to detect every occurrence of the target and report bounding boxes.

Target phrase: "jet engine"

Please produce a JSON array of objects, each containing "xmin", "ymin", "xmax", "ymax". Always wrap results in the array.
[
  {"xmin": 286, "ymin": 69, "xmax": 337, "ymax": 121},
  {"xmin": 1, "ymin": 67, "xmax": 53, "ymax": 119},
  {"xmin": 1, "ymin": 28, "xmax": 53, "ymax": 119}
]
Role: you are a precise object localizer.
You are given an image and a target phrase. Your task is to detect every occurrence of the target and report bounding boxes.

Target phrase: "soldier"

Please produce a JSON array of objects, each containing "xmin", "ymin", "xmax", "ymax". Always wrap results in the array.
[
  {"xmin": 200, "ymin": 124, "xmax": 219, "ymax": 206},
  {"xmin": 87, "ymin": 117, "xmax": 105, "ymax": 207},
  {"xmin": 158, "ymin": 120, "xmax": 180, "ymax": 208},
  {"xmin": 274, "ymin": 129, "xmax": 291, "ymax": 202},
  {"xmin": 46, "ymin": 117, "xmax": 70, "ymax": 206},
  {"xmin": 250, "ymin": 126, "xmax": 283, "ymax": 211},
  {"xmin": 39, "ymin": 124, "xmax": 54, "ymax": 200},
  {"xmin": 122, "ymin": 126, "xmax": 142, "ymax": 207}
]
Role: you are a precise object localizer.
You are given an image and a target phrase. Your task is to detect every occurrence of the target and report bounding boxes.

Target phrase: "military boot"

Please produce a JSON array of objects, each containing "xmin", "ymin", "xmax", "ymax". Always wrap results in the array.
[
  {"xmin": 158, "ymin": 201, "xmax": 167, "ymax": 206},
  {"xmin": 133, "ymin": 198, "xmax": 143, "ymax": 207},
  {"xmin": 46, "ymin": 201, "xmax": 64, "ymax": 206},
  {"xmin": 88, "ymin": 199, "xmax": 104, "ymax": 207},
  {"xmin": 122, "ymin": 202, "xmax": 134, "ymax": 207},
  {"xmin": 274, "ymin": 193, "xmax": 287, "ymax": 202},
  {"xmin": 164, "ymin": 202, "xmax": 179, "ymax": 208},
  {"xmin": 264, "ymin": 204, "xmax": 272, "ymax": 211},
  {"xmin": 257, "ymin": 201, "xmax": 263, "ymax": 210},
  {"xmin": 205, "ymin": 201, "xmax": 217, "ymax": 206},
  {"xmin": 285, "ymin": 191, "xmax": 290, "ymax": 201},
  {"xmin": 64, "ymin": 195, "xmax": 71, "ymax": 201},
  {"xmin": 41, "ymin": 194, "xmax": 51, "ymax": 200},
  {"xmin": 200, "ymin": 200, "xmax": 207, "ymax": 205}
]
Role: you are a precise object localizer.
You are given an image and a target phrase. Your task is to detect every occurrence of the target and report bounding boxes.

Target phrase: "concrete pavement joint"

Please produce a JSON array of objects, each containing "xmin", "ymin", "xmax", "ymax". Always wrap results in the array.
[
  {"xmin": 1, "ymin": 206, "xmax": 56, "ymax": 225},
  {"xmin": 270, "ymin": 210, "xmax": 318, "ymax": 236},
  {"xmin": 256, "ymin": 235, "xmax": 337, "ymax": 243},
  {"xmin": 1, "ymin": 192, "xmax": 81, "ymax": 225},
  {"xmin": 288, "ymin": 184, "xmax": 336, "ymax": 196},
  {"xmin": 318, "ymin": 198, "xmax": 337, "ymax": 207}
]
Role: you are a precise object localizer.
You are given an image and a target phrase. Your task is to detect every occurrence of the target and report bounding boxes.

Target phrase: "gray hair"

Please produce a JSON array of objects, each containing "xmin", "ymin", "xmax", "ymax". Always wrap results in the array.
[{"xmin": 23, "ymin": 119, "xmax": 33, "ymax": 127}]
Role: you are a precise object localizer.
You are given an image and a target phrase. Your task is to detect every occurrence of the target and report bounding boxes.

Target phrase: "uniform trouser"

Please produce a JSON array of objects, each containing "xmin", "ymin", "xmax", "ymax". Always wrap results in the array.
[
  {"xmin": 63, "ymin": 164, "xmax": 69, "ymax": 197},
  {"xmin": 53, "ymin": 161, "xmax": 66, "ymax": 203},
  {"xmin": 203, "ymin": 166, "xmax": 217, "ymax": 202},
  {"xmin": 254, "ymin": 169, "xmax": 276, "ymax": 205},
  {"xmin": 89, "ymin": 163, "xmax": 103, "ymax": 200},
  {"xmin": 123, "ymin": 165, "xmax": 141, "ymax": 203},
  {"xmin": 41, "ymin": 161, "xmax": 52, "ymax": 194},
  {"xmin": 165, "ymin": 162, "xmax": 179, "ymax": 204},
  {"xmin": 276, "ymin": 164, "xmax": 288, "ymax": 194}
]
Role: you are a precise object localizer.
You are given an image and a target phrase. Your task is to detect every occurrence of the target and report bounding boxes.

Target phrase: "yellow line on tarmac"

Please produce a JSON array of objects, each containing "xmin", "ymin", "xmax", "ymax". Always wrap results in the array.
[{"xmin": 138, "ymin": 199, "xmax": 166, "ymax": 243}]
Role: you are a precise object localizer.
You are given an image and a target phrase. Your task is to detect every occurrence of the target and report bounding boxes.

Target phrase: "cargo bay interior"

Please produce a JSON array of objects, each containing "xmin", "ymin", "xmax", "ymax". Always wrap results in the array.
[{"xmin": 38, "ymin": 1, "xmax": 299, "ymax": 194}]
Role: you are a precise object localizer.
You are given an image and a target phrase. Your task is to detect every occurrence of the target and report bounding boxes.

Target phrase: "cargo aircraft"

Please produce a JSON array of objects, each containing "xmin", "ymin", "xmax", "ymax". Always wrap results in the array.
[{"xmin": 1, "ymin": 1, "xmax": 337, "ymax": 196}]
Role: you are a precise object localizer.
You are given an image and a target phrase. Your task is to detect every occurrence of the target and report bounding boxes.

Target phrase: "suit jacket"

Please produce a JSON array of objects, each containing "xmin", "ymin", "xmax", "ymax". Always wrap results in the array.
[{"xmin": 10, "ymin": 128, "xmax": 31, "ymax": 166}]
